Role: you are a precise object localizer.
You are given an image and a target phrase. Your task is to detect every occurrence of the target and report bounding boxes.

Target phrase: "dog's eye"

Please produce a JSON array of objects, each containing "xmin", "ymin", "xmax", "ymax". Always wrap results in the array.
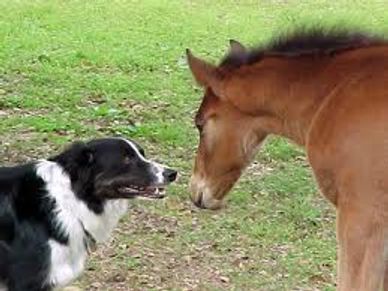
[{"xmin": 124, "ymin": 156, "xmax": 131, "ymax": 164}]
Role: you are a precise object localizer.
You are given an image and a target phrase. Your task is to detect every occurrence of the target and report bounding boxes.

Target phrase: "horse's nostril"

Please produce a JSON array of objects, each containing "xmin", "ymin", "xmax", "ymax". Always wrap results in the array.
[
  {"xmin": 192, "ymin": 191, "xmax": 204, "ymax": 209},
  {"xmin": 163, "ymin": 168, "xmax": 178, "ymax": 182}
]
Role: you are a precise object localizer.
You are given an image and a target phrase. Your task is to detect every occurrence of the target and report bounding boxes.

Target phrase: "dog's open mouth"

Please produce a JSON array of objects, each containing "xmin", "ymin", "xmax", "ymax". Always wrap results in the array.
[{"xmin": 117, "ymin": 185, "xmax": 166, "ymax": 199}]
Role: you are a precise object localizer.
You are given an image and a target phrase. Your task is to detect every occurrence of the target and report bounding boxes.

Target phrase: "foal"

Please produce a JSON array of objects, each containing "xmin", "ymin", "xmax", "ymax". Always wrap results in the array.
[{"xmin": 187, "ymin": 29, "xmax": 388, "ymax": 290}]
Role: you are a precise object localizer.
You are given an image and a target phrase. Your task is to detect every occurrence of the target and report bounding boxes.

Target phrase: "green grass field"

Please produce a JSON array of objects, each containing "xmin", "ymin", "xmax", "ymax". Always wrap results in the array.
[{"xmin": 1, "ymin": 1, "xmax": 387, "ymax": 290}]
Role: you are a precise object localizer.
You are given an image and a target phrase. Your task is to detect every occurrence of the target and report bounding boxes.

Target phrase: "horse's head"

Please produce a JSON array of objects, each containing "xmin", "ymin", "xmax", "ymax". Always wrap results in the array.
[{"xmin": 187, "ymin": 42, "xmax": 270, "ymax": 209}]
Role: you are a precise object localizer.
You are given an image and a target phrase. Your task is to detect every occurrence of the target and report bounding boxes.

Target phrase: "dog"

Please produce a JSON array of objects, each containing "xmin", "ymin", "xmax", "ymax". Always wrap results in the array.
[{"xmin": 0, "ymin": 137, "xmax": 177, "ymax": 291}]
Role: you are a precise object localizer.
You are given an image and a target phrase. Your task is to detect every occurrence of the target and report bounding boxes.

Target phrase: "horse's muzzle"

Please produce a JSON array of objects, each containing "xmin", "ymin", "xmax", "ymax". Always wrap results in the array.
[{"xmin": 190, "ymin": 176, "xmax": 224, "ymax": 210}]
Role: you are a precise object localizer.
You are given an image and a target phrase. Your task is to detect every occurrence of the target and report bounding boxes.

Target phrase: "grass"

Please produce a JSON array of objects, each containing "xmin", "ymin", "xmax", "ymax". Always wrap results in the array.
[{"xmin": 1, "ymin": 0, "xmax": 387, "ymax": 290}]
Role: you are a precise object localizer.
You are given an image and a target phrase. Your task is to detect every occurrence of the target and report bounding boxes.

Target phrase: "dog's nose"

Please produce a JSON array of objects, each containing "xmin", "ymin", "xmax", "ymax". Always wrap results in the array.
[{"xmin": 163, "ymin": 169, "xmax": 177, "ymax": 183}]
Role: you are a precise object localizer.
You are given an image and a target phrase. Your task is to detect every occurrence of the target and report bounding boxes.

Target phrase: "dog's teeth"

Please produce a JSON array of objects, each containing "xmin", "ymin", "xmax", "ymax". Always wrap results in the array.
[{"xmin": 121, "ymin": 187, "xmax": 138, "ymax": 193}]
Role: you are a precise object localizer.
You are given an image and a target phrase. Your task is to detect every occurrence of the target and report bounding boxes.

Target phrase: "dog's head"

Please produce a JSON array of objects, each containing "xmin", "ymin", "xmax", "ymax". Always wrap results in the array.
[{"xmin": 50, "ymin": 138, "xmax": 177, "ymax": 205}]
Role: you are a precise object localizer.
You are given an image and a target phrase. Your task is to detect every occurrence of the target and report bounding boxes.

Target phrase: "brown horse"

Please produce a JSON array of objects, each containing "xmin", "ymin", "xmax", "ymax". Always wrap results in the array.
[{"xmin": 186, "ymin": 29, "xmax": 388, "ymax": 291}]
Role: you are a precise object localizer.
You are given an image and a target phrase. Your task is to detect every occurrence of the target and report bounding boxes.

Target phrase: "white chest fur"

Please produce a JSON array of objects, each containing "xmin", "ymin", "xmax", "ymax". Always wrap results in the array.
[{"xmin": 36, "ymin": 161, "xmax": 128, "ymax": 288}]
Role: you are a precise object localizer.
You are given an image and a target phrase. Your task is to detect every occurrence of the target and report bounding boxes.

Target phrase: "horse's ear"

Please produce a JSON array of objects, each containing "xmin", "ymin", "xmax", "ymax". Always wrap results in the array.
[
  {"xmin": 186, "ymin": 49, "xmax": 225, "ymax": 97},
  {"xmin": 229, "ymin": 39, "xmax": 246, "ymax": 54}
]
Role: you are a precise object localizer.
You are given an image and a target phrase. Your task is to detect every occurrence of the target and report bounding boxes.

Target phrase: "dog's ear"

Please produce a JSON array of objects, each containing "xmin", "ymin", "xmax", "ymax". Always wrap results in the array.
[
  {"xmin": 74, "ymin": 143, "xmax": 94, "ymax": 166},
  {"xmin": 68, "ymin": 142, "xmax": 95, "ymax": 166},
  {"xmin": 50, "ymin": 141, "xmax": 94, "ymax": 170}
]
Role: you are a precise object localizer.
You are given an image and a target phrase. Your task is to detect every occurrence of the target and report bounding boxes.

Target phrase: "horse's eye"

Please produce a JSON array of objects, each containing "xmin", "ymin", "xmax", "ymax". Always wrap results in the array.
[
  {"xmin": 195, "ymin": 120, "xmax": 205, "ymax": 132},
  {"xmin": 196, "ymin": 123, "xmax": 203, "ymax": 132},
  {"xmin": 195, "ymin": 114, "xmax": 204, "ymax": 132}
]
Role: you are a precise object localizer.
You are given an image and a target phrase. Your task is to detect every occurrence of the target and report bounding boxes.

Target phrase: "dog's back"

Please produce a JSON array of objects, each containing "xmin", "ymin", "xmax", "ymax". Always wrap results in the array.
[
  {"xmin": 0, "ymin": 164, "xmax": 52, "ymax": 291},
  {"xmin": 0, "ymin": 241, "xmax": 10, "ymax": 287},
  {"xmin": 0, "ymin": 164, "xmax": 38, "ymax": 247},
  {"xmin": 0, "ymin": 165, "xmax": 23, "ymax": 282}
]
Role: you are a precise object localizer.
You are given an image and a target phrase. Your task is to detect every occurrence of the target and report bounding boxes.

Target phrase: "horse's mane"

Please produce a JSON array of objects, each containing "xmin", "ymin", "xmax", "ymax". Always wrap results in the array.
[{"xmin": 221, "ymin": 27, "xmax": 386, "ymax": 69}]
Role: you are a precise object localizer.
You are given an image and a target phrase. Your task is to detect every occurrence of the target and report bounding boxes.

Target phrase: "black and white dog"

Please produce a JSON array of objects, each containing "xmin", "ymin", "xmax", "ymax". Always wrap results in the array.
[{"xmin": 0, "ymin": 137, "xmax": 177, "ymax": 291}]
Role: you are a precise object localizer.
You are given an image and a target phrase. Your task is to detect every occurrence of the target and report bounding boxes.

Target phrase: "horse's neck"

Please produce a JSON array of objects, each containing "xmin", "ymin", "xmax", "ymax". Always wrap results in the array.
[
  {"xmin": 233, "ymin": 58, "xmax": 330, "ymax": 146},
  {"xmin": 274, "ymin": 82, "xmax": 326, "ymax": 146},
  {"xmin": 229, "ymin": 45, "xmax": 388, "ymax": 146}
]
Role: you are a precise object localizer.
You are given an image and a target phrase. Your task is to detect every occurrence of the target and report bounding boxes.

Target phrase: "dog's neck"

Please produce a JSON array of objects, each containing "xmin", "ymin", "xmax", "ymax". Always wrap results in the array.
[
  {"xmin": 79, "ymin": 220, "xmax": 97, "ymax": 254},
  {"xmin": 35, "ymin": 160, "xmax": 128, "ymax": 288},
  {"xmin": 35, "ymin": 160, "xmax": 128, "ymax": 243}
]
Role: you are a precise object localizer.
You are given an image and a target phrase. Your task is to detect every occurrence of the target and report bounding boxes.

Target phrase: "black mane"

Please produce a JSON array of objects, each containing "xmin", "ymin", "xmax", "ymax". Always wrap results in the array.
[{"xmin": 221, "ymin": 28, "xmax": 386, "ymax": 69}]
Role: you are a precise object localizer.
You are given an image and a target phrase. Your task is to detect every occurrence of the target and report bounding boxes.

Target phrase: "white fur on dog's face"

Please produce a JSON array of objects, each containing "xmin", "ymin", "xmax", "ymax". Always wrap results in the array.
[{"xmin": 119, "ymin": 138, "xmax": 172, "ymax": 186}]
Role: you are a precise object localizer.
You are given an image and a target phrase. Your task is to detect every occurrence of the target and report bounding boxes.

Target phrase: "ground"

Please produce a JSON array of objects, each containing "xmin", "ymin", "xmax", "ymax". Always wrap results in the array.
[{"xmin": 1, "ymin": 1, "xmax": 387, "ymax": 290}]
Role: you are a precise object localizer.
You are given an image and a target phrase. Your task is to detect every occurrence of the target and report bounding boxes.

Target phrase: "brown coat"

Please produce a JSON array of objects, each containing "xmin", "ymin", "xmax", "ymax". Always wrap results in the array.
[{"xmin": 187, "ymin": 30, "xmax": 388, "ymax": 290}]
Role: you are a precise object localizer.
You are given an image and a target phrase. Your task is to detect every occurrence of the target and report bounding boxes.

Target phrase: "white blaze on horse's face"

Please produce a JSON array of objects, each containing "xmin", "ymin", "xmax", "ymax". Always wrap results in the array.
[{"xmin": 190, "ymin": 92, "xmax": 266, "ymax": 210}]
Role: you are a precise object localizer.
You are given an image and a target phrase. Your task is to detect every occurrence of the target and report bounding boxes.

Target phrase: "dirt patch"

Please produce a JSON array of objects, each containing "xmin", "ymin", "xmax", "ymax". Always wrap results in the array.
[
  {"xmin": 0, "ymin": 131, "xmax": 56, "ymax": 164},
  {"xmin": 246, "ymin": 160, "xmax": 275, "ymax": 178},
  {"xmin": 78, "ymin": 205, "xmax": 235, "ymax": 291}
]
